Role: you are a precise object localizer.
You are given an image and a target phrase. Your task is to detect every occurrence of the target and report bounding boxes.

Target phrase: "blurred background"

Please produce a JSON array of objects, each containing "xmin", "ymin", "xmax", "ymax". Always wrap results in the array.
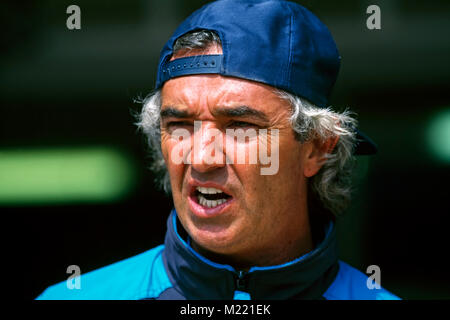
[{"xmin": 1, "ymin": 0, "xmax": 449, "ymax": 300}]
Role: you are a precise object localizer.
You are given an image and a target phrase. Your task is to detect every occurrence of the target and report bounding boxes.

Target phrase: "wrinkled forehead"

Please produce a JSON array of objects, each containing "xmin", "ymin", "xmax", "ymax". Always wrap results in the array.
[{"xmin": 161, "ymin": 73, "xmax": 292, "ymax": 118}]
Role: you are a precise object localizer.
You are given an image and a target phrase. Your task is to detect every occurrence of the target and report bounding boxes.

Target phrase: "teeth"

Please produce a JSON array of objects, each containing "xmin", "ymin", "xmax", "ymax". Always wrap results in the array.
[
  {"xmin": 195, "ymin": 186, "xmax": 229, "ymax": 208},
  {"xmin": 198, "ymin": 194, "xmax": 227, "ymax": 208},
  {"xmin": 196, "ymin": 186, "xmax": 224, "ymax": 194}
]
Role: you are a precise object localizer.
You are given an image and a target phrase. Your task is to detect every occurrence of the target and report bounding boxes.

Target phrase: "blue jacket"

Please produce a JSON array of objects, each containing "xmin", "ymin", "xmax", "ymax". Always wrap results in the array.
[{"xmin": 36, "ymin": 210, "xmax": 400, "ymax": 300}]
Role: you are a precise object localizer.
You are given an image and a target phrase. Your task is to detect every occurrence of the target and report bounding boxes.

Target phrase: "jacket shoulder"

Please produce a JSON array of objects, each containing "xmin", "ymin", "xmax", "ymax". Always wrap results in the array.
[
  {"xmin": 323, "ymin": 261, "xmax": 401, "ymax": 300},
  {"xmin": 36, "ymin": 245, "xmax": 172, "ymax": 300}
]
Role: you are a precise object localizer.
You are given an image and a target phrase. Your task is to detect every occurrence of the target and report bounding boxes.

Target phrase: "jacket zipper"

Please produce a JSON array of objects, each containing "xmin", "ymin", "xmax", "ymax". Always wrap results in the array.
[{"xmin": 235, "ymin": 270, "xmax": 248, "ymax": 291}]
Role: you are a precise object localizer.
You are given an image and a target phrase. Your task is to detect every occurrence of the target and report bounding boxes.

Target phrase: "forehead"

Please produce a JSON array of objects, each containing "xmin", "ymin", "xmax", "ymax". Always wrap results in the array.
[{"xmin": 161, "ymin": 74, "xmax": 290, "ymax": 115}]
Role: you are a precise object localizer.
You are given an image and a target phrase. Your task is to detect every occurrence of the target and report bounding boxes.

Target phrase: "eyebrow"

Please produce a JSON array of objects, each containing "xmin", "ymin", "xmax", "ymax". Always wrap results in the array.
[
  {"xmin": 160, "ymin": 107, "xmax": 192, "ymax": 119},
  {"xmin": 213, "ymin": 106, "xmax": 269, "ymax": 122},
  {"xmin": 160, "ymin": 105, "xmax": 269, "ymax": 122}
]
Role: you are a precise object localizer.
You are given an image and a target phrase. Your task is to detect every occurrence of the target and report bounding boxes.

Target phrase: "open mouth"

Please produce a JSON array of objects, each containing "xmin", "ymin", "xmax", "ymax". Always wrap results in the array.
[{"xmin": 193, "ymin": 186, "xmax": 232, "ymax": 209}]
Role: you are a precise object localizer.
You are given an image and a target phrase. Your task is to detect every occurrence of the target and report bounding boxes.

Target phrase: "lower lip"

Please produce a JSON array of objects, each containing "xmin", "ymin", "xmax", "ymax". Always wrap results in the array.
[{"xmin": 188, "ymin": 194, "xmax": 234, "ymax": 218}]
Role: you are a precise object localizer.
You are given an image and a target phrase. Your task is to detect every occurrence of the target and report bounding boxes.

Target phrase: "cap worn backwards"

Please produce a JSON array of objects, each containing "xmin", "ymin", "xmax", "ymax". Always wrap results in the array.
[{"xmin": 155, "ymin": 0, "xmax": 377, "ymax": 155}]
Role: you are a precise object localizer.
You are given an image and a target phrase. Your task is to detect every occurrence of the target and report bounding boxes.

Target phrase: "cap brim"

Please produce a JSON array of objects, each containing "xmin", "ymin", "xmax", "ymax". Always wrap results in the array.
[{"xmin": 354, "ymin": 129, "xmax": 378, "ymax": 155}]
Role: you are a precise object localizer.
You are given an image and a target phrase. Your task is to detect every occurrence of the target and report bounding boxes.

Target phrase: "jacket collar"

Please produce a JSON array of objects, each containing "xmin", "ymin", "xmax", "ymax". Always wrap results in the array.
[{"xmin": 163, "ymin": 209, "xmax": 339, "ymax": 299}]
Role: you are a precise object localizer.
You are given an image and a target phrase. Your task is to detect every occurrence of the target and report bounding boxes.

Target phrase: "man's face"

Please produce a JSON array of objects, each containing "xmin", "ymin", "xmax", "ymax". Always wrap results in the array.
[{"xmin": 160, "ymin": 74, "xmax": 316, "ymax": 266}]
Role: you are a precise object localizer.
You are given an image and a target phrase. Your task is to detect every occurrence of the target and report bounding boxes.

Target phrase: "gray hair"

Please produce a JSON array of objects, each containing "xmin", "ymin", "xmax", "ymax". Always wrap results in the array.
[{"xmin": 136, "ymin": 30, "xmax": 358, "ymax": 217}]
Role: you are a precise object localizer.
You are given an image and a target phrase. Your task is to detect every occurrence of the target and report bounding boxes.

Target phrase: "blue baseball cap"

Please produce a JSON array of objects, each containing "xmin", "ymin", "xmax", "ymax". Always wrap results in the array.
[{"xmin": 155, "ymin": 0, "xmax": 377, "ymax": 155}]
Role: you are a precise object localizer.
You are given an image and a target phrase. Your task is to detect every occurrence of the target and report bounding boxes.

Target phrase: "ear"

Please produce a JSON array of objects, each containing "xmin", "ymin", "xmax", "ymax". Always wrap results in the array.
[{"xmin": 303, "ymin": 135, "xmax": 340, "ymax": 178}]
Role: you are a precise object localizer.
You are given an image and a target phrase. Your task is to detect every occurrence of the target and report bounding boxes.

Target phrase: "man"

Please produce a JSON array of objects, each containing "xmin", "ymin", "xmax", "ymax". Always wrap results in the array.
[{"xmin": 37, "ymin": 0, "xmax": 399, "ymax": 300}]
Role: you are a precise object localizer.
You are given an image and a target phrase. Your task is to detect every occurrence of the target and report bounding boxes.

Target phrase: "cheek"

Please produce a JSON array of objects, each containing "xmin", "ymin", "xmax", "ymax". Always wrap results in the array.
[
  {"xmin": 160, "ymin": 132, "xmax": 171, "ymax": 158},
  {"xmin": 277, "ymin": 139, "xmax": 306, "ymax": 196},
  {"xmin": 161, "ymin": 130, "xmax": 192, "ymax": 165},
  {"xmin": 262, "ymin": 134, "xmax": 305, "ymax": 192},
  {"xmin": 161, "ymin": 134, "xmax": 188, "ymax": 191}
]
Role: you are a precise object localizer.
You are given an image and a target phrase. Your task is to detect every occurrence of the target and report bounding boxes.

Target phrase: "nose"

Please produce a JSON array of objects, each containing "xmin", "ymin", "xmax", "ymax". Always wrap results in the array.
[{"xmin": 190, "ymin": 121, "xmax": 226, "ymax": 173}]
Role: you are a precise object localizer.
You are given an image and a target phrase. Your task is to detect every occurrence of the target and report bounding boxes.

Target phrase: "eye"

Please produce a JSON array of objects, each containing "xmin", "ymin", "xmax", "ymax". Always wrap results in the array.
[
  {"xmin": 227, "ymin": 120, "xmax": 258, "ymax": 128},
  {"xmin": 164, "ymin": 120, "xmax": 193, "ymax": 128}
]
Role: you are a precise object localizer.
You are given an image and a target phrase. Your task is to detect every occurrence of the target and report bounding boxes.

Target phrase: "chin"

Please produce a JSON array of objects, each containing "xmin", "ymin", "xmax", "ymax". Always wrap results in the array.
[{"xmin": 190, "ymin": 226, "xmax": 240, "ymax": 255}]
